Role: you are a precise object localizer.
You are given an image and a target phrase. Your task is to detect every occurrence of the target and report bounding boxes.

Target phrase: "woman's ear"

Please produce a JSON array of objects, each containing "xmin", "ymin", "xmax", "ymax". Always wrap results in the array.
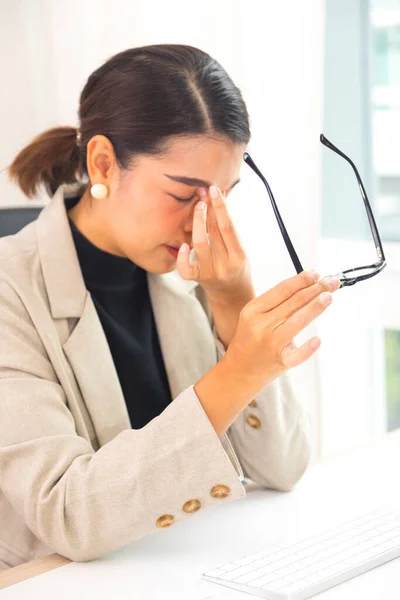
[{"xmin": 86, "ymin": 135, "xmax": 116, "ymax": 184}]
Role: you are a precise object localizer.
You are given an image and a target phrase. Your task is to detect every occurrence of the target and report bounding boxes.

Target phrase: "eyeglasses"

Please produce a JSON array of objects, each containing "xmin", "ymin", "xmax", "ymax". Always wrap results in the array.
[{"xmin": 243, "ymin": 134, "xmax": 386, "ymax": 288}]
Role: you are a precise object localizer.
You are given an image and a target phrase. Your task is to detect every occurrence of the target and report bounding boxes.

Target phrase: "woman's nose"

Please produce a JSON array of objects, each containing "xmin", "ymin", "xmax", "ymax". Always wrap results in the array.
[{"xmin": 183, "ymin": 216, "xmax": 193, "ymax": 232}]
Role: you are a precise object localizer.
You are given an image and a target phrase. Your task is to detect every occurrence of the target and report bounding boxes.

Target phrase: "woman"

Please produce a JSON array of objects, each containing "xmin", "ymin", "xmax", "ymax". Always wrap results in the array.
[{"xmin": 0, "ymin": 44, "xmax": 339, "ymax": 570}]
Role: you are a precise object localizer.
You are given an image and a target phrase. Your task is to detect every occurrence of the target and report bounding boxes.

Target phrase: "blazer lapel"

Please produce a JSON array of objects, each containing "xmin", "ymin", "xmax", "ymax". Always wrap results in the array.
[
  {"xmin": 147, "ymin": 272, "xmax": 218, "ymax": 401},
  {"xmin": 36, "ymin": 188, "xmax": 131, "ymax": 445},
  {"xmin": 62, "ymin": 293, "xmax": 131, "ymax": 445}
]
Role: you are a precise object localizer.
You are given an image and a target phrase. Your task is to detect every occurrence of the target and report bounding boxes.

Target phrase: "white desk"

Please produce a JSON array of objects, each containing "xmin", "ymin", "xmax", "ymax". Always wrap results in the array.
[{"xmin": 1, "ymin": 432, "xmax": 399, "ymax": 599}]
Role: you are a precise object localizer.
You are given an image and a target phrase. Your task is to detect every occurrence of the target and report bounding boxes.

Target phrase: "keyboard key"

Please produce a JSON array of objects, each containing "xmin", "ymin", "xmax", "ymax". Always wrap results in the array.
[
  {"xmin": 387, "ymin": 527, "xmax": 400, "ymax": 538},
  {"xmin": 277, "ymin": 584, "xmax": 300, "ymax": 594},
  {"xmin": 275, "ymin": 566, "xmax": 298, "ymax": 577},
  {"xmin": 218, "ymin": 565, "xmax": 258, "ymax": 581},
  {"xmin": 204, "ymin": 568, "xmax": 226, "ymax": 578},
  {"xmin": 284, "ymin": 572, "xmax": 303, "ymax": 584},
  {"xmin": 229, "ymin": 564, "xmax": 261, "ymax": 579},
  {"xmin": 263, "ymin": 578, "xmax": 287, "ymax": 591},
  {"xmin": 233, "ymin": 570, "xmax": 265, "ymax": 584},
  {"xmin": 305, "ymin": 571, "xmax": 330, "ymax": 584},
  {"xmin": 247, "ymin": 573, "xmax": 280, "ymax": 588},
  {"xmin": 301, "ymin": 565, "xmax": 320, "ymax": 577},
  {"xmin": 376, "ymin": 540, "xmax": 400, "ymax": 553},
  {"xmin": 383, "ymin": 539, "xmax": 400, "ymax": 550},
  {"xmin": 267, "ymin": 578, "xmax": 309, "ymax": 592}
]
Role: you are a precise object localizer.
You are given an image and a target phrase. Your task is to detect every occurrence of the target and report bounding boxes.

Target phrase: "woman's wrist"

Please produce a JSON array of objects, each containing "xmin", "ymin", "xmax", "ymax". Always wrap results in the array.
[{"xmin": 194, "ymin": 353, "xmax": 263, "ymax": 437}]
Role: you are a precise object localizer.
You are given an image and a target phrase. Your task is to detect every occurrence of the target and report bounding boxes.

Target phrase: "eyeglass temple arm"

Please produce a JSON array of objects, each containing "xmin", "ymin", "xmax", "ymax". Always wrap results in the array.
[
  {"xmin": 320, "ymin": 134, "xmax": 386, "ymax": 263},
  {"xmin": 243, "ymin": 153, "xmax": 304, "ymax": 274}
]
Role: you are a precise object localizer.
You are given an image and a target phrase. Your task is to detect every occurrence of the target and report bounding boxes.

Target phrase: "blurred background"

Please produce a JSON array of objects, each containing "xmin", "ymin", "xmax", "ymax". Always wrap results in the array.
[{"xmin": 0, "ymin": 0, "xmax": 398, "ymax": 462}]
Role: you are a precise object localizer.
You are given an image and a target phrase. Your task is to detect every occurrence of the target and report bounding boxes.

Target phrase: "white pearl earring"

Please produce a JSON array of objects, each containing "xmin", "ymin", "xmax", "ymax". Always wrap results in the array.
[{"xmin": 90, "ymin": 183, "xmax": 108, "ymax": 199}]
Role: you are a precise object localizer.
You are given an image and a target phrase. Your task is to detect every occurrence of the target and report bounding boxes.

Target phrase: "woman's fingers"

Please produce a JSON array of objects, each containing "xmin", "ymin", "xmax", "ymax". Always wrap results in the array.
[
  {"xmin": 205, "ymin": 188, "xmax": 228, "ymax": 265},
  {"xmin": 177, "ymin": 200, "xmax": 209, "ymax": 280},
  {"xmin": 276, "ymin": 290, "xmax": 333, "ymax": 348},
  {"xmin": 191, "ymin": 200, "xmax": 209, "ymax": 262},
  {"xmin": 208, "ymin": 185, "xmax": 243, "ymax": 255},
  {"xmin": 206, "ymin": 188, "xmax": 225, "ymax": 246},
  {"xmin": 251, "ymin": 270, "xmax": 321, "ymax": 314},
  {"xmin": 272, "ymin": 276, "xmax": 340, "ymax": 327},
  {"xmin": 281, "ymin": 336, "xmax": 321, "ymax": 369},
  {"xmin": 176, "ymin": 242, "xmax": 193, "ymax": 279}
]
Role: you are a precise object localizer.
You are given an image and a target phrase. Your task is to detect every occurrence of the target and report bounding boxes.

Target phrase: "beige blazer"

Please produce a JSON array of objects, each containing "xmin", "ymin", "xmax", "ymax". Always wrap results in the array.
[{"xmin": 0, "ymin": 187, "xmax": 311, "ymax": 570}]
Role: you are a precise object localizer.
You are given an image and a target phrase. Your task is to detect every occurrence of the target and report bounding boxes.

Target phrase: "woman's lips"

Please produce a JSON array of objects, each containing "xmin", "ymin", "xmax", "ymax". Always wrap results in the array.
[{"xmin": 164, "ymin": 245, "xmax": 179, "ymax": 258}]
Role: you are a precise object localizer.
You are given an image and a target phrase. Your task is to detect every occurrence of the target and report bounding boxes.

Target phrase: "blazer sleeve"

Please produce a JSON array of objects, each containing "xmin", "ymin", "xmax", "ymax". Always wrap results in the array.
[
  {"xmin": 0, "ymin": 278, "xmax": 246, "ymax": 563},
  {"xmin": 212, "ymin": 325, "xmax": 312, "ymax": 492}
]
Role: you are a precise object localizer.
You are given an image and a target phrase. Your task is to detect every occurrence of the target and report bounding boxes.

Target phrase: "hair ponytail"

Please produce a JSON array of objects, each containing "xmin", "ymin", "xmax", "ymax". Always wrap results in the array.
[{"xmin": 8, "ymin": 126, "xmax": 82, "ymax": 198}]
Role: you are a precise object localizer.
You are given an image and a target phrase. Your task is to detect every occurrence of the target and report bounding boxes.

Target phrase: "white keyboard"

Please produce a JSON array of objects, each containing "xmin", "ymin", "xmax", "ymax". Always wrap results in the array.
[{"xmin": 203, "ymin": 507, "xmax": 400, "ymax": 599}]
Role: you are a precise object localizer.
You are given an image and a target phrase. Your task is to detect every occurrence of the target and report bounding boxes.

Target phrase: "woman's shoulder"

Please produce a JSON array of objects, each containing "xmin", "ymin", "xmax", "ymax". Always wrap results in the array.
[{"xmin": 0, "ymin": 218, "xmax": 40, "ymax": 286}]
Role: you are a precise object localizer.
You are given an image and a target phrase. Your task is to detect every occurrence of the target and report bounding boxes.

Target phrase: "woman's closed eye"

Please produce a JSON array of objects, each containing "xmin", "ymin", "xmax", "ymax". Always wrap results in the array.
[
  {"xmin": 170, "ymin": 192, "xmax": 197, "ymax": 203},
  {"xmin": 168, "ymin": 182, "xmax": 238, "ymax": 203}
]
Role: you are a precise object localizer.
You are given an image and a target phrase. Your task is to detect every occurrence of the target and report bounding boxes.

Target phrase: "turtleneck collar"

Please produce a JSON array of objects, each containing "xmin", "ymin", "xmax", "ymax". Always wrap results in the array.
[{"xmin": 66, "ymin": 197, "xmax": 142, "ymax": 289}]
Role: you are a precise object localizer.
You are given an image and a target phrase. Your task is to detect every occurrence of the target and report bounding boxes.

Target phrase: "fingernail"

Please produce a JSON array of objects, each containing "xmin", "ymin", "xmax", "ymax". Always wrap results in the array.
[
  {"xmin": 196, "ymin": 201, "xmax": 206, "ymax": 210},
  {"xmin": 320, "ymin": 291, "xmax": 333, "ymax": 305},
  {"xmin": 198, "ymin": 187, "xmax": 207, "ymax": 197},
  {"xmin": 310, "ymin": 337, "xmax": 321, "ymax": 350},
  {"xmin": 323, "ymin": 276, "xmax": 341, "ymax": 290},
  {"xmin": 306, "ymin": 269, "xmax": 320, "ymax": 282},
  {"xmin": 209, "ymin": 185, "xmax": 219, "ymax": 199}
]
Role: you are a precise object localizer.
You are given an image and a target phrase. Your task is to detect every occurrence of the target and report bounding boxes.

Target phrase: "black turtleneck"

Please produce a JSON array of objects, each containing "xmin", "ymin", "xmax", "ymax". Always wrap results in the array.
[{"xmin": 67, "ymin": 204, "xmax": 172, "ymax": 430}]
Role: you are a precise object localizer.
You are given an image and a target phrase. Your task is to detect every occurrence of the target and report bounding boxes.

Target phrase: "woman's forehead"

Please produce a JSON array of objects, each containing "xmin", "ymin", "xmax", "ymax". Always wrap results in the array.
[{"xmin": 146, "ymin": 135, "xmax": 245, "ymax": 187}]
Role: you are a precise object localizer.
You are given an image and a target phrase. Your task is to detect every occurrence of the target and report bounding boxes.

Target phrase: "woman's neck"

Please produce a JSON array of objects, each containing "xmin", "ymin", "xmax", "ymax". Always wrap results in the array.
[{"xmin": 67, "ymin": 190, "xmax": 124, "ymax": 257}]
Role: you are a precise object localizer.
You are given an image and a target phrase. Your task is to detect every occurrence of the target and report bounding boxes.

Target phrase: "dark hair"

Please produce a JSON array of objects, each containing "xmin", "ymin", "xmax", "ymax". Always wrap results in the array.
[{"xmin": 8, "ymin": 44, "xmax": 251, "ymax": 198}]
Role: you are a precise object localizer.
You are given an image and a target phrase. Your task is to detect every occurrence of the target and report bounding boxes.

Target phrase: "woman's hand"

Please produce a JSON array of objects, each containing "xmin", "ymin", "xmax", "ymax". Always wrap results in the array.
[
  {"xmin": 176, "ymin": 185, "xmax": 253, "ymax": 299},
  {"xmin": 222, "ymin": 270, "xmax": 341, "ymax": 397}
]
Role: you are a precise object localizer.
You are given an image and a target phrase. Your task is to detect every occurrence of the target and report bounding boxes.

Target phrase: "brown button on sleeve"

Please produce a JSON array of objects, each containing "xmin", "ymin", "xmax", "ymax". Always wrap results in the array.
[
  {"xmin": 249, "ymin": 399, "xmax": 257, "ymax": 408},
  {"xmin": 210, "ymin": 484, "xmax": 231, "ymax": 499},
  {"xmin": 183, "ymin": 499, "xmax": 201, "ymax": 513},
  {"xmin": 246, "ymin": 414, "xmax": 262, "ymax": 428},
  {"xmin": 156, "ymin": 514, "xmax": 175, "ymax": 528}
]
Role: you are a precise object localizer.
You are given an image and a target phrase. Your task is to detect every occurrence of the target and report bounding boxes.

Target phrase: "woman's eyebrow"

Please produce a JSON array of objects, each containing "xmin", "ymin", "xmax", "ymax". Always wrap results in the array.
[{"xmin": 164, "ymin": 174, "xmax": 240, "ymax": 189}]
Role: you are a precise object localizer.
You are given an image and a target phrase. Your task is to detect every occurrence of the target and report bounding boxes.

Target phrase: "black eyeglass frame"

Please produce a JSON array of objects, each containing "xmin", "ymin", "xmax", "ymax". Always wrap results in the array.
[{"xmin": 243, "ymin": 134, "xmax": 386, "ymax": 288}]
